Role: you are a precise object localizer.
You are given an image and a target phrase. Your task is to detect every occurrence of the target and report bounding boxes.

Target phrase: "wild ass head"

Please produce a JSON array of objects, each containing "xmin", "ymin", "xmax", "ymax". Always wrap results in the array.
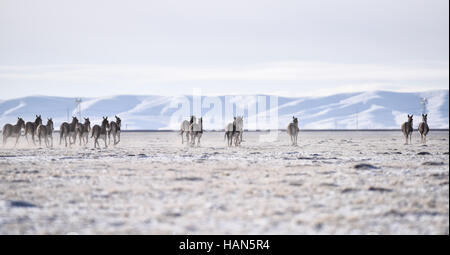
[
  {"xmin": 47, "ymin": 118, "xmax": 54, "ymax": 131},
  {"xmin": 35, "ymin": 115, "xmax": 43, "ymax": 125},
  {"xmin": 71, "ymin": 116, "xmax": 79, "ymax": 125},
  {"xmin": 407, "ymin": 114, "xmax": 413, "ymax": 124},
  {"xmin": 421, "ymin": 114, "xmax": 428, "ymax": 123},
  {"xmin": 102, "ymin": 117, "xmax": 110, "ymax": 130},
  {"xmin": 115, "ymin": 115, "xmax": 121, "ymax": 127},
  {"xmin": 17, "ymin": 117, "xmax": 26, "ymax": 129},
  {"xmin": 190, "ymin": 115, "xmax": 196, "ymax": 125},
  {"xmin": 83, "ymin": 117, "xmax": 90, "ymax": 128},
  {"xmin": 234, "ymin": 116, "xmax": 244, "ymax": 130}
]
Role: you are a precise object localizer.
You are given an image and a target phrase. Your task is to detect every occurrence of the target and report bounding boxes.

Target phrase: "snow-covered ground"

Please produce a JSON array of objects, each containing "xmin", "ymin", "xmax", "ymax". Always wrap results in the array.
[{"xmin": 0, "ymin": 131, "xmax": 448, "ymax": 234}]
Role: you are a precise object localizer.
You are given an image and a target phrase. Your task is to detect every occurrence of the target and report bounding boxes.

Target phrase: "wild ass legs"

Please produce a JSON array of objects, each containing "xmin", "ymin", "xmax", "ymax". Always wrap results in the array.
[
  {"xmin": 224, "ymin": 123, "xmax": 234, "ymax": 147},
  {"xmin": 37, "ymin": 130, "xmax": 49, "ymax": 148}
]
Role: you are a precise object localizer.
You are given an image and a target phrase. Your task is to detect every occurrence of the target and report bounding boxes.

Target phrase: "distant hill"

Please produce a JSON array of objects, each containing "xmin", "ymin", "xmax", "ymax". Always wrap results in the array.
[{"xmin": 0, "ymin": 90, "xmax": 448, "ymax": 130}]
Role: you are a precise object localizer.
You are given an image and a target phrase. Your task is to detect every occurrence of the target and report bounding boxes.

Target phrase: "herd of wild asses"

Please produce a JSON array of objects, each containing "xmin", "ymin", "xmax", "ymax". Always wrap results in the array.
[
  {"xmin": 1, "ymin": 113, "xmax": 431, "ymax": 148},
  {"xmin": 2, "ymin": 115, "xmax": 121, "ymax": 148}
]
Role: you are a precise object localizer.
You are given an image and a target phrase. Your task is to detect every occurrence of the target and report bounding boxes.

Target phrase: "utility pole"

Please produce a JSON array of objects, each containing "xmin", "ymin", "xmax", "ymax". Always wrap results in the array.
[
  {"xmin": 420, "ymin": 97, "xmax": 428, "ymax": 115},
  {"xmin": 75, "ymin": 98, "xmax": 82, "ymax": 120}
]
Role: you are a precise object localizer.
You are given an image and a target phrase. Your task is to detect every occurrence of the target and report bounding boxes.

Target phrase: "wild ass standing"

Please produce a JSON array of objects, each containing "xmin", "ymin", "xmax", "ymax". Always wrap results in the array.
[
  {"xmin": 76, "ymin": 118, "xmax": 91, "ymax": 146},
  {"xmin": 91, "ymin": 117, "xmax": 110, "ymax": 148},
  {"xmin": 418, "ymin": 114, "xmax": 430, "ymax": 144},
  {"xmin": 224, "ymin": 116, "xmax": 244, "ymax": 147},
  {"xmin": 189, "ymin": 117, "xmax": 203, "ymax": 146},
  {"xmin": 287, "ymin": 116, "xmax": 300, "ymax": 146},
  {"xmin": 224, "ymin": 120, "xmax": 234, "ymax": 147},
  {"xmin": 24, "ymin": 115, "xmax": 42, "ymax": 145},
  {"xmin": 60, "ymin": 117, "xmax": 79, "ymax": 147},
  {"xmin": 2, "ymin": 117, "xmax": 26, "ymax": 146},
  {"xmin": 108, "ymin": 116, "xmax": 121, "ymax": 145},
  {"xmin": 180, "ymin": 116, "xmax": 195, "ymax": 144},
  {"xmin": 36, "ymin": 118, "xmax": 54, "ymax": 148},
  {"xmin": 234, "ymin": 116, "xmax": 244, "ymax": 146},
  {"xmin": 401, "ymin": 114, "xmax": 413, "ymax": 144}
]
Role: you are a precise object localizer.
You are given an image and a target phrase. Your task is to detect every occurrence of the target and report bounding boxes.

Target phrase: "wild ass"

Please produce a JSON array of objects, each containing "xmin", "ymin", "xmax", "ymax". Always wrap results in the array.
[
  {"xmin": 76, "ymin": 118, "xmax": 91, "ymax": 146},
  {"xmin": 287, "ymin": 116, "xmax": 300, "ymax": 146},
  {"xmin": 180, "ymin": 116, "xmax": 195, "ymax": 144},
  {"xmin": 418, "ymin": 114, "xmax": 430, "ymax": 144},
  {"xmin": 108, "ymin": 116, "xmax": 121, "ymax": 145},
  {"xmin": 91, "ymin": 117, "xmax": 110, "ymax": 148},
  {"xmin": 2, "ymin": 117, "xmax": 26, "ymax": 146},
  {"xmin": 60, "ymin": 117, "xmax": 79, "ymax": 147},
  {"xmin": 224, "ymin": 116, "xmax": 244, "ymax": 147},
  {"xmin": 24, "ymin": 115, "xmax": 42, "ymax": 145},
  {"xmin": 401, "ymin": 114, "xmax": 413, "ymax": 144},
  {"xmin": 234, "ymin": 116, "xmax": 244, "ymax": 146},
  {"xmin": 36, "ymin": 118, "xmax": 54, "ymax": 148},
  {"xmin": 189, "ymin": 117, "xmax": 203, "ymax": 146}
]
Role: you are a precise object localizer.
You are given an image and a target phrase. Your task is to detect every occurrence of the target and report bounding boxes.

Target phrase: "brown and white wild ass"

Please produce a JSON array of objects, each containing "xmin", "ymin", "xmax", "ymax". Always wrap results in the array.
[
  {"xmin": 60, "ymin": 117, "xmax": 79, "ymax": 147},
  {"xmin": 91, "ymin": 117, "xmax": 110, "ymax": 148},
  {"xmin": 189, "ymin": 117, "xmax": 203, "ymax": 146},
  {"xmin": 401, "ymin": 114, "xmax": 413, "ymax": 144},
  {"xmin": 180, "ymin": 116, "xmax": 194, "ymax": 145},
  {"xmin": 418, "ymin": 114, "xmax": 430, "ymax": 144},
  {"xmin": 224, "ymin": 116, "xmax": 243, "ymax": 147},
  {"xmin": 287, "ymin": 116, "xmax": 300, "ymax": 146},
  {"xmin": 36, "ymin": 118, "xmax": 54, "ymax": 148},
  {"xmin": 76, "ymin": 118, "xmax": 91, "ymax": 146},
  {"xmin": 24, "ymin": 115, "xmax": 42, "ymax": 145},
  {"xmin": 2, "ymin": 117, "xmax": 26, "ymax": 146},
  {"xmin": 108, "ymin": 116, "xmax": 121, "ymax": 145}
]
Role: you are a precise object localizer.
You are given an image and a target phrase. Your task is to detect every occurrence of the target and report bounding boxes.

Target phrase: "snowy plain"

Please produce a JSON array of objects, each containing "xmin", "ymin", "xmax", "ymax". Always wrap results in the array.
[{"xmin": 0, "ymin": 130, "xmax": 448, "ymax": 234}]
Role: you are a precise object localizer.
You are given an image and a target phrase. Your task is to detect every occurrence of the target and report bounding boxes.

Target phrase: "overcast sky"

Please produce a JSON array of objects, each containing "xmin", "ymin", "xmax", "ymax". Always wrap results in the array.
[{"xmin": 0, "ymin": 0, "xmax": 448, "ymax": 99}]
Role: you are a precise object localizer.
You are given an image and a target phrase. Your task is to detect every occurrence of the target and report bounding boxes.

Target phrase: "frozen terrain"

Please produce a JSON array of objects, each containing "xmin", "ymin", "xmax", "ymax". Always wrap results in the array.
[{"xmin": 0, "ymin": 131, "xmax": 448, "ymax": 234}]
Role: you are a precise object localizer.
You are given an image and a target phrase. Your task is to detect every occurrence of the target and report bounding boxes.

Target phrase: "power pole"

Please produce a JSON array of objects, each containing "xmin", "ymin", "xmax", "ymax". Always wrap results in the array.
[
  {"xmin": 75, "ymin": 98, "xmax": 82, "ymax": 120},
  {"xmin": 420, "ymin": 97, "xmax": 428, "ymax": 115}
]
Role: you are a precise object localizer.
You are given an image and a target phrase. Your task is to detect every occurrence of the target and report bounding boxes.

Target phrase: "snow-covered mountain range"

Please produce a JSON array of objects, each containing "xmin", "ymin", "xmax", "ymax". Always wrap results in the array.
[{"xmin": 0, "ymin": 90, "xmax": 448, "ymax": 130}]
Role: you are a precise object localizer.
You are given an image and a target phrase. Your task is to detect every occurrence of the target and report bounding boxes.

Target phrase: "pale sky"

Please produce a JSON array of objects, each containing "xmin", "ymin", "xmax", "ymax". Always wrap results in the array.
[{"xmin": 0, "ymin": 0, "xmax": 448, "ymax": 99}]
